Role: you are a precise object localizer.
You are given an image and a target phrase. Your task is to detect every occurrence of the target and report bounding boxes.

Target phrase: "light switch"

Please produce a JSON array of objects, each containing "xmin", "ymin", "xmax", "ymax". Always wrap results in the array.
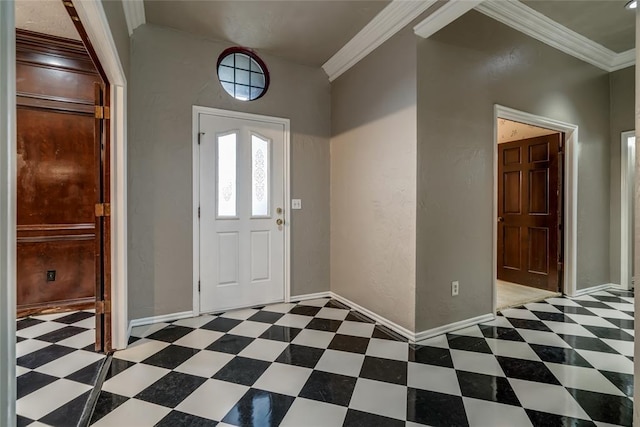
[{"xmin": 292, "ymin": 199, "xmax": 302, "ymax": 210}]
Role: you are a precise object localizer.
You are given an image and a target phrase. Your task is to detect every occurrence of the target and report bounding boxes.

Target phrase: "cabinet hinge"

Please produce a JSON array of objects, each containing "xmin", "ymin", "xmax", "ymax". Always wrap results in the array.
[
  {"xmin": 96, "ymin": 300, "xmax": 111, "ymax": 314},
  {"xmin": 95, "ymin": 203, "xmax": 111, "ymax": 217},
  {"xmin": 95, "ymin": 106, "xmax": 110, "ymax": 120}
]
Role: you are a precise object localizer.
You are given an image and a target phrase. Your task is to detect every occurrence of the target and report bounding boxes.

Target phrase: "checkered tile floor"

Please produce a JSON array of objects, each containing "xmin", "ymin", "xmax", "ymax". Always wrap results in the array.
[
  {"xmin": 16, "ymin": 310, "xmax": 104, "ymax": 427},
  {"xmin": 85, "ymin": 289, "xmax": 635, "ymax": 426}
]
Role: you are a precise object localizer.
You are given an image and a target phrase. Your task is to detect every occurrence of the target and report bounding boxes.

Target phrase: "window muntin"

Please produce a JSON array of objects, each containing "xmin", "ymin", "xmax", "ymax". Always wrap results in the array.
[{"xmin": 217, "ymin": 48, "xmax": 269, "ymax": 101}]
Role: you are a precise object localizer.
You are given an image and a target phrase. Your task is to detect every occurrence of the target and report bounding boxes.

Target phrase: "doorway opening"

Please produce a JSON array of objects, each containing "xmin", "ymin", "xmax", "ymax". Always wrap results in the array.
[
  {"xmin": 493, "ymin": 106, "xmax": 579, "ymax": 312},
  {"xmin": 620, "ymin": 130, "xmax": 636, "ymax": 290}
]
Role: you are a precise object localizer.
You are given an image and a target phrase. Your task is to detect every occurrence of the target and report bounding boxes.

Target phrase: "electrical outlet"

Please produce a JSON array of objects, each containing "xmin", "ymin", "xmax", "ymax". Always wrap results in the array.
[
  {"xmin": 451, "ymin": 281, "xmax": 459, "ymax": 296},
  {"xmin": 292, "ymin": 199, "xmax": 302, "ymax": 210}
]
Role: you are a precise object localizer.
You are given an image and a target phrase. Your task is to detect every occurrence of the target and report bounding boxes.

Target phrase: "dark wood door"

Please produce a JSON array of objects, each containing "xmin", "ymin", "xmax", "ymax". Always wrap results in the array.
[
  {"xmin": 497, "ymin": 134, "xmax": 562, "ymax": 291},
  {"xmin": 16, "ymin": 31, "xmax": 103, "ymax": 319}
]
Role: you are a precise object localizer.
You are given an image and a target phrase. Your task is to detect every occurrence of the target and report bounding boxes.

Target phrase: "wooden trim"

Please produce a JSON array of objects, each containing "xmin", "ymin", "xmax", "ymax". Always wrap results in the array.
[
  {"xmin": 16, "ymin": 98, "xmax": 94, "ymax": 116},
  {"xmin": 63, "ymin": 1, "xmax": 108, "ymax": 83},
  {"xmin": 17, "ymin": 223, "xmax": 95, "ymax": 232},
  {"xmin": 16, "ymin": 29, "xmax": 98, "ymax": 75},
  {"xmin": 17, "ymin": 234, "xmax": 95, "ymax": 243},
  {"xmin": 17, "ymin": 297, "xmax": 94, "ymax": 318}
]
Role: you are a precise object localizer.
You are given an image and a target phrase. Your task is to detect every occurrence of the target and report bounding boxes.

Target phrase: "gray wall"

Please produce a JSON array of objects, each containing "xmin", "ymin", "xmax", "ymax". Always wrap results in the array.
[
  {"xmin": 609, "ymin": 67, "xmax": 635, "ymax": 285},
  {"xmin": 331, "ymin": 29, "xmax": 417, "ymax": 331},
  {"xmin": 416, "ymin": 11, "xmax": 612, "ymax": 331},
  {"xmin": 129, "ymin": 24, "xmax": 330, "ymax": 319},
  {"xmin": 101, "ymin": 0, "xmax": 130, "ymax": 78}
]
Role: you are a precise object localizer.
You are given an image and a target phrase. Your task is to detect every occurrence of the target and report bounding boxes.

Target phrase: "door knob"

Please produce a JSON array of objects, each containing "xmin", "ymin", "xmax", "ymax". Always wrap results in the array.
[
  {"xmin": 276, "ymin": 218, "xmax": 284, "ymax": 226},
  {"xmin": 498, "ymin": 217, "xmax": 504, "ymax": 222}
]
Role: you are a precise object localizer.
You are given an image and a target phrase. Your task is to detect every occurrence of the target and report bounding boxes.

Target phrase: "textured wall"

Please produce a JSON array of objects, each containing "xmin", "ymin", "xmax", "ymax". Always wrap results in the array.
[
  {"xmin": 101, "ymin": 0, "xmax": 130, "ymax": 77},
  {"xmin": 416, "ymin": 11, "xmax": 612, "ymax": 331},
  {"xmin": 330, "ymin": 29, "xmax": 417, "ymax": 331},
  {"xmin": 609, "ymin": 67, "xmax": 635, "ymax": 285},
  {"xmin": 129, "ymin": 24, "xmax": 330, "ymax": 319}
]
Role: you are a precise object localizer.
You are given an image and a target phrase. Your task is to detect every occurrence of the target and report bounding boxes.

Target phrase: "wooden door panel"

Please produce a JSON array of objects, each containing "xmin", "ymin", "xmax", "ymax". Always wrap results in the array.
[
  {"xmin": 529, "ymin": 141, "xmax": 549, "ymax": 162},
  {"xmin": 503, "ymin": 171, "xmax": 522, "ymax": 214},
  {"xmin": 528, "ymin": 227, "xmax": 549, "ymax": 274},
  {"xmin": 503, "ymin": 146, "xmax": 521, "ymax": 165},
  {"xmin": 529, "ymin": 169, "xmax": 549, "ymax": 215},
  {"xmin": 503, "ymin": 226, "xmax": 521, "ymax": 269}
]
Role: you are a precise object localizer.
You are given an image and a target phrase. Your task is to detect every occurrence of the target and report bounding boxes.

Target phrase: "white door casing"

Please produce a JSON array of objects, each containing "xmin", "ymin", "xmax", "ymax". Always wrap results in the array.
[
  {"xmin": 621, "ymin": 130, "xmax": 636, "ymax": 290},
  {"xmin": 194, "ymin": 107, "xmax": 290, "ymax": 314}
]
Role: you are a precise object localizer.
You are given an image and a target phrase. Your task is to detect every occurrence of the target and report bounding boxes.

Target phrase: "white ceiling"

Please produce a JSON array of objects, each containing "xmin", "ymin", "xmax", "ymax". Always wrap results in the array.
[{"xmin": 15, "ymin": 0, "xmax": 80, "ymax": 40}]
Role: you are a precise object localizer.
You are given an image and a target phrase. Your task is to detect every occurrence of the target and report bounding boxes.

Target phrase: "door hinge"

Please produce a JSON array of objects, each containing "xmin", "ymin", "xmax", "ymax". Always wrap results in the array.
[
  {"xmin": 96, "ymin": 300, "xmax": 111, "ymax": 314},
  {"xmin": 198, "ymin": 280, "xmax": 201, "ymax": 292},
  {"xmin": 95, "ymin": 106, "xmax": 110, "ymax": 120},
  {"xmin": 198, "ymin": 207, "xmax": 200, "ymax": 218},
  {"xmin": 198, "ymin": 132, "xmax": 204, "ymax": 145},
  {"xmin": 95, "ymin": 203, "xmax": 111, "ymax": 217}
]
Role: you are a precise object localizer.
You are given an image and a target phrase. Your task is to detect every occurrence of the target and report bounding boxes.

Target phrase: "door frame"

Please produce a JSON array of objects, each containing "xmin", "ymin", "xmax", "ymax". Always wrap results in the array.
[
  {"xmin": 493, "ymin": 105, "xmax": 578, "ymax": 314},
  {"xmin": 192, "ymin": 106, "xmax": 291, "ymax": 317},
  {"xmin": 620, "ymin": 130, "xmax": 636, "ymax": 290}
]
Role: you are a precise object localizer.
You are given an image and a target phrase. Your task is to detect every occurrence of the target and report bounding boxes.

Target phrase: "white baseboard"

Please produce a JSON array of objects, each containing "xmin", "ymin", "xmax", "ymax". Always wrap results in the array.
[
  {"xmin": 414, "ymin": 313, "xmax": 495, "ymax": 343},
  {"xmin": 329, "ymin": 293, "xmax": 416, "ymax": 341},
  {"xmin": 289, "ymin": 291, "xmax": 331, "ymax": 302},
  {"xmin": 127, "ymin": 311, "xmax": 194, "ymax": 344},
  {"xmin": 571, "ymin": 283, "xmax": 614, "ymax": 297}
]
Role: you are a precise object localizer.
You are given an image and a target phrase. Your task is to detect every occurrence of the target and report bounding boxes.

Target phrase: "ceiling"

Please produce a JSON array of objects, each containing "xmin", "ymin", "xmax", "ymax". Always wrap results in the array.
[
  {"xmin": 497, "ymin": 119, "xmax": 557, "ymax": 144},
  {"xmin": 521, "ymin": 0, "xmax": 635, "ymax": 53},
  {"xmin": 143, "ymin": 0, "xmax": 391, "ymax": 67},
  {"xmin": 15, "ymin": 0, "xmax": 80, "ymax": 40}
]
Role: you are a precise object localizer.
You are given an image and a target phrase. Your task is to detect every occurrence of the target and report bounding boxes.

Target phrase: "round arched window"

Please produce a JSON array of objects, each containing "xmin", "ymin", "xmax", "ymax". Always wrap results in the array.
[{"xmin": 217, "ymin": 47, "xmax": 269, "ymax": 101}]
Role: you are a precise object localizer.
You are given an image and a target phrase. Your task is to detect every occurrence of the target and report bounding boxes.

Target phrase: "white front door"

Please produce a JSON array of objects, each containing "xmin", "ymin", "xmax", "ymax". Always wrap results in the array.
[{"xmin": 198, "ymin": 111, "xmax": 286, "ymax": 313}]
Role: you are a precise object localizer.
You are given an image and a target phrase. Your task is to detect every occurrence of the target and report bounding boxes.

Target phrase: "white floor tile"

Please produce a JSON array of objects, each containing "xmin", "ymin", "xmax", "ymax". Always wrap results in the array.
[
  {"xmin": 275, "ymin": 313, "xmax": 312, "ymax": 329},
  {"xmin": 407, "ymin": 362, "xmax": 461, "ymax": 396},
  {"xmin": 448, "ymin": 325, "xmax": 484, "ymax": 338},
  {"xmin": 280, "ymin": 398, "xmax": 347, "ymax": 427},
  {"xmin": 450, "ymin": 349, "xmax": 505, "ymax": 377},
  {"xmin": 524, "ymin": 303, "xmax": 562, "ymax": 313},
  {"xmin": 585, "ymin": 308, "xmax": 633, "ymax": 320},
  {"xmin": 17, "ymin": 379, "xmax": 91, "ymax": 420},
  {"xmin": 546, "ymin": 298, "xmax": 582, "ymax": 307},
  {"xmin": 336, "ymin": 321, "xmax": 375, "ymax": 338},
  {"xmin": 16, "ymin": 339, "xmax": 50, "ymax": 358},
  {"xmin": 173, "ymin": 329, "xmax": 223, "ymax": 349},
  {"xmin": 16, "ymin": 366, "xmax": 30, "ymax": 377},
  {"xmin": 480, "ymin": 316, "xmax": 514, "ymax": 329},
  {"xmin": 545, "ymin": 363, "xmax": 624, "ymax": 396},
  {"xmin": 508, "ymin": 378, "xmax": 590, "ymax": 420},
  {"xmin": 253, "ymin": 363, "xmax": 312, "ymax": 396},
  {"xmin": 174, "ymin": 350, "xmax": 233, "ymax": 378},
  {"xmin": 57, "ymin": 330, "xmax": 96, "ymax": 349},
  {"xmin": 130, "ymin": 323, "xmax": 170, "ymax": 338},
  {"xmin": 501, "ymin": 308, "xmax": 540, "ymax": 320},
  {"xmin": 31, "ymin": 312, "xmax": 74, "ymax": 321},
  {"xmin": 349, "ymin": 378, "xmax": 407, "ymax": 421},
  {"xmin": 463, "ymin": 397, "xmax": 533, "ymax": 427},
  {"xmin": 365, "ymin": 338, "xmax": 408, "ymax": 361},
  {"xmin": 102, "ymin": 363, "xmax": 169, "ymax": 397},
  {"xmin": 175, "ymin": 379, "xmax": 248, "ymax": 421},
  {"xmin": 238, "ymin": 338, "xmax": 289, "ymax": 362},
  {"xmin": 564, "ymin": 314, "xmax": 617, "ymax": 328},
  {"xmin": 172, "ymin": 315, "xmax": 216, "ymax": 329},
  {"xmin": 297, "ymin": 298, "xmax": 330, "ymax": 307},
  {"xmin": 71, "ymin": 317, "xmax": 96, "ymax": 329},
  {"xmin": 601, "ymin": 339, "xmax": 634, "ymax": 357},
  {"xmin": 415, "ymin": 334, "xmax": 449, "ymax": 349},
  {"xmin": 112, "ymin": 338, "xmax": 169, "ymax": 363},
  {"xmin": 516, "ymin": 329, "xmax": 571, "ymax": 348},
  {"xmin": 315, "ymin": 349, "xmax": 365, "ymax": 377},
  {"xmin": 228, "ymin": 320, "xmax": 271, "ymax": 338},
  {"xmin": 220, "ymin": 308, "xmax": 259, "ymax": 320},
  {"xmin": 35, "ymin": 350, "xmax": 104, "ymax": 378},
  {"xmin": 484, "ymin": 338, "xmax": 541, "ymax": 361},
  {"xmin": 542, "ymin": 321, "xmax": 597, "ymax": 338},
  {"xmin": 604, "ymin": 302, "xmax": 634, "ymax": 311},
  {"xmin": 261, "ymin": 302, "xmax": 297, "ymax": 313},
  {"xmin": 575, "ymin": 349, "xmax": 634, "ymax": 374},
  {"xmin": 315, "ymin": 307, "xmax": 349, "ymax": 320},
  {"xmin": 92, "ymin": 398, "xmax": 171, "ymax": 427},
  {"xmin": 16, "ymin": 322, "xmax": 66, "ymax": 339},
  {"xmin": 291, "ymin": 329, "xmax": 334, "ymax": 349}
]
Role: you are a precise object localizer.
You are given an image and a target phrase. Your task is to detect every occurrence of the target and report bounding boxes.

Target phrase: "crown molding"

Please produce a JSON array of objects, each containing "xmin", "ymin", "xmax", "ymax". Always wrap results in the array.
[
  {"xmin": 322, "ymin": 0, "xmax": 438, "ymax": 82},
  {"xmin": 122, "ymin": 0, "xmax": 146, "ymax": 36},
  {"xmin": 475, "ymin": 1, "xmax": 634, "ymax": 73},
  {"xmin": 414, "ymin": 0, "xmax": 484, "ymax": 39}
]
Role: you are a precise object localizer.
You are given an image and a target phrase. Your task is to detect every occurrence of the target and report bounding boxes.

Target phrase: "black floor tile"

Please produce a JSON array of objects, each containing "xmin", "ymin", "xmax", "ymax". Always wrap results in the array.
[
  {"xmin": 359, "ymin": 356, "xmax": 407, "ymax": 385},
  {"xmin": 409, "ymin": 346, "xmax": 454, "ymax": 368},
  {"xmin": 289, "ymin": 305, "xmax": 322, "ymax": 316},
  {"xmin": 560, "ymin": 335, "xmax": 618, "ymax": 353},
  {"xmin": 156, "ymin": 410, "xmax": 218, "ymax": 426},
  {"xmin": 146, "ymin": 325, "xmax": 194, "ymax": 343},
  {"xmin": 326, "ymin": 300, "xmax": 351, "ymax": 310},
  {"xmin": 16, "ymin": 415, "xmax": 34, "ymax": 427},
  {"xmin": 16, "ymin": 317, "xmax": 44, "ymax": 331},
  {"xmin": 298, "ymin": 370, "xmax": 357, "ymax": 407},
  {"xmin": 530, "ymin": 311, "xmax": 576, "ymax": 323},
  {"xmin": 201, "ymin": 317, "xmax": 242, "ymax": 333},
  {"xmin": 603, "ymin": 318, "xmax": 634, "ymax": 329},
  {"xmin": 141, "ymin": 345, "xmax": 199, "ymax": 369},
  {"xmin": 524, "ymin": 409, "xmax": 596, "ymax": 427},
  {"xmin": 306, "ymin": 318, "xmax": 342, "ymax": 333},
  {"xmin": 372, "ymin": 325, "xmax": 407, "ymax": 342},
  {"xmin": 34, "ymin": 326, "xmax": 88, "ymax": 343},
  {"xmin": 16, "ymin": 336, "xmax": 26, "ymax": 343},
  {"xmin": 574, "ymin": 300, "xmax": 615, "ymax": 310},
  {"xmin": 135, "ymin": 371, "xmax": 206, "ymax": 408},
  {"xmin": 16, "ymin": 344, "xmax": 76, "ymax": 369},
  {"xmin": 55, "ymin": 311, "xmax": 95, "ymax": 325},
  {"xmin": 105, "ymin": 358, "xmax": 136, "ymax": 380},
  {"xmin": 259, "ymin": 325, "xmax": 301, "ymax": 343},
  {"xmin": 17, "ymin": 371, "xmax": 58, "ymax": 399},
  {"xmin": 589, "ymin": 295, "xmax": 627, "ymax": 304},
  {"xmin": 505, "ymin": 318, "xmax": 552, "ymax": 332},
  {"xmin": 275, "ymin": 344, "xmax": 324, "ymax": 368},
  {"xmin": 128, "ymin": 335, "xmax": 141, "ymax": 345},
  {"xmin": 496, "ymin": 356, "xmax": 561, "ymax": 385},
  {"xmin": 529, "ymin": 344, "xmax": 592, "ymax": 367},
  {"xmin": 328, "ymin": 334, "xmax": 369, "ymax": 354},
  {"xmin": 447, "ymin": 335, "xmax": 493, "ymax": 354},
  {"xmin": 213, "ymin": 356, "xmax": 271, "ymax": 386},
  {"xmin": 583, "ymin": 326, "xmax": 634, "ymax": 342},
  {"xmin": 205, "ymin": 334, "xmax": 254, "ymax": 355},
  {"xmin": 222, "ymin": 388, "xmax": 295, "ymax": 427},
  {"xmin": 479, "ymin": 325, "xmax": 524, "ymax": 342},
  {"xmin": 551, "ymin": 305, "xmax": 595, "ymax": 316},
  {"xmin": 407, "ymin": 388, "xmax": 469, "ymax": 427},
  {"xmin": 601, "ymin": 370, "xmax": 634, "ymax": 397},
  {"xmin": 248, "ymin": 310, "xmax": 284, "ymax": 324},
  {"xmin": 39, "ymin": 390, "xmax": 90, "ymax": 427},
  {"xmin": 65, "ymin": 359, "xmax": 105, "ymax": 385},
  {"xmin": 568, "ymin": 388, "xmax": 633, "ymax": 426},
  {"xmin": 343, "ymin": 409, "xmax": 404, "ymax": 427},
  {"xmin": 456, "ymin": 371, "xmax": 520, "ymax": 406},
  {"xmin": 89, "ymin": 391, "xmax": 129, "ymax": 424},
  {"xmin": 345, "ymin": 311, "xmax": 375, "ymax": 324}
]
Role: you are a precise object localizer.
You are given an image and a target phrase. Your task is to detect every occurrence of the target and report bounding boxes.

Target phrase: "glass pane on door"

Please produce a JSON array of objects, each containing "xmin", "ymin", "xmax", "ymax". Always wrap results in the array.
[
  {"xmin": 251, "ymin": 134, "xmax": 270, "ymax": 216},
  {"xmin": 217, "ymin": 132, "xmax": 237, "ymax": 217}
]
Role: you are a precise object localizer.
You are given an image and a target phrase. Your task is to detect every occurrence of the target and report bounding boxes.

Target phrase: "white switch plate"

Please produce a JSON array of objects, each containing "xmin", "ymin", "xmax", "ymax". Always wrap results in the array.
[
  {"xmin": 292, "ymin": 199, "xmax": 302, "ymax": 210},
  {"xmin": 451, "ymin": 281, "xmax": 459, "ymax": 296}
]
